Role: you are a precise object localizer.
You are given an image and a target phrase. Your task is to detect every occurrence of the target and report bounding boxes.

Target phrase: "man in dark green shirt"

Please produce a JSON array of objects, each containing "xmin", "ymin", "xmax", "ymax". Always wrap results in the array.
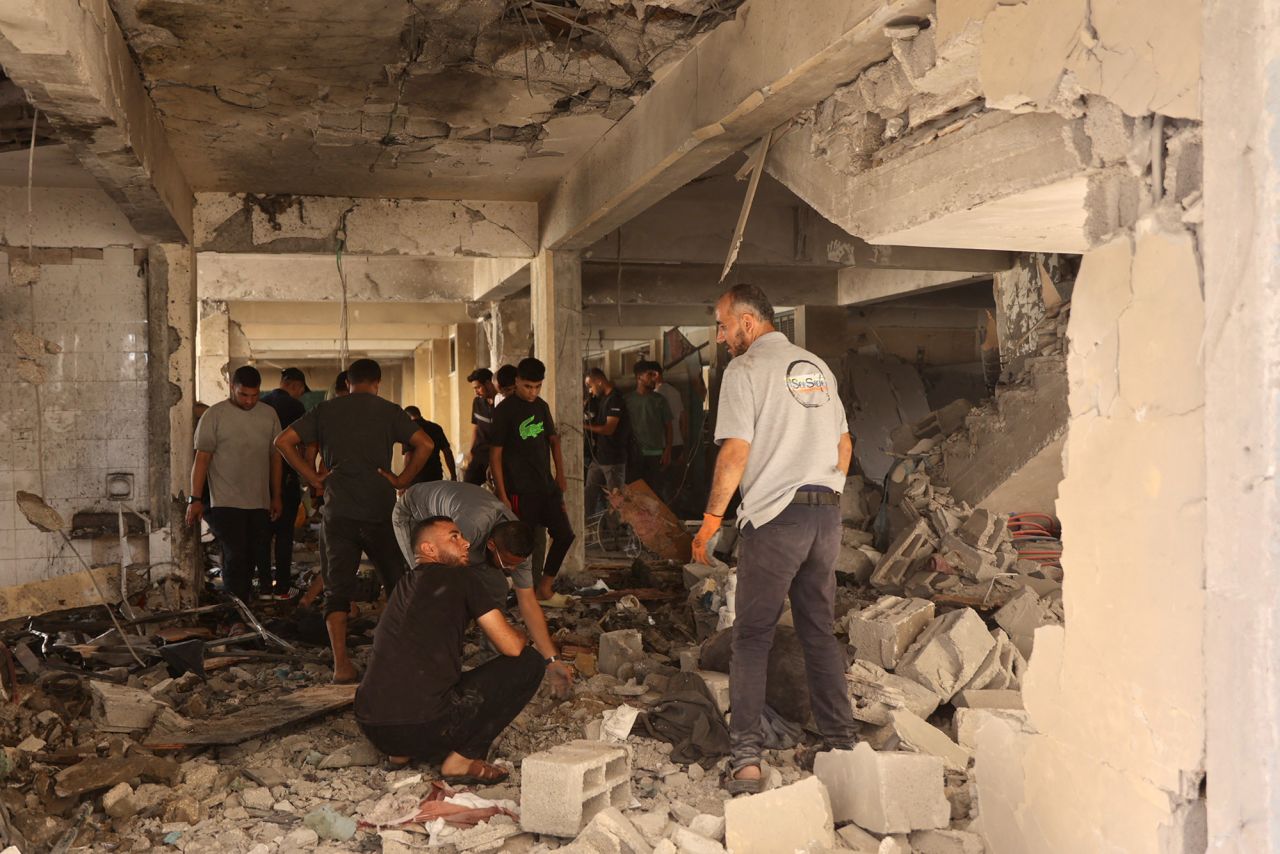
[{"xmin": 625, "ymin": 360, "xmax": 672, "ymax": 494}]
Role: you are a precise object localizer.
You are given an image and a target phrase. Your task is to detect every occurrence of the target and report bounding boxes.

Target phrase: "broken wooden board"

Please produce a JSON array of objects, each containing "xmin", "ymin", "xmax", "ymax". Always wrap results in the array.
[
  {"xmin": 611, "ymin": 480, "xmax": 693, "ymax": 562},
  {"xmin": 145, "ymin": 683, "xmax": 356, "ymax": 748}
]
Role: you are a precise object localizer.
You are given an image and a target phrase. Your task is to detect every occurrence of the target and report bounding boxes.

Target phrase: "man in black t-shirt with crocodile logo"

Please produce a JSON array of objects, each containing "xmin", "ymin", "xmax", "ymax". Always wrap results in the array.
[{"xmin": 490, "ymin": 357, "xmax": 576, "ymax": 602}]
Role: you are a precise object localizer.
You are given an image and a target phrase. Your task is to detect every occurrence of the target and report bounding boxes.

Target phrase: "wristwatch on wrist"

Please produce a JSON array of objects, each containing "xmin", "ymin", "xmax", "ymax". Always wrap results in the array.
[
  {"xmin": 187, "ymin": 496, "xmax": 202, "ymax": 505},
  {"xmin": 544, "ymin": 655, "xmax": 558, "ymax": 666}
]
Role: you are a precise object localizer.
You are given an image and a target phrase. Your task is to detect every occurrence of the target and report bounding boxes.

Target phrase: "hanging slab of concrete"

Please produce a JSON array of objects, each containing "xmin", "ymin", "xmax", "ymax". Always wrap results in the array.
[
  {"xmin": 540, "ymin": 0, "xmax": 934, "ymax": 251},
  {"xmin": 474, "ymin": 257, "xmax": 532, "ymax": 302},
  {"xmin": 840, "ymin": 268, "xmax": 990, "ymax": 306},
  {"xmin": 767, "ymin": 110, "xmax": 1139, "ymax": 254},
  {"xmin": 194, "ymin": 193, "xmax": 537, "ymax": 257},
  {"xmin": 0, "ymin": 0, "xmax": 194, "ymax": 241}
]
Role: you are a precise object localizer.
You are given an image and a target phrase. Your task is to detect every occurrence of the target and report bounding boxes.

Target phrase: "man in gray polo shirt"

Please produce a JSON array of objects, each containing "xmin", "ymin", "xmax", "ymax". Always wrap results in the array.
[
  {"xmin": 392, "ymin": 481, "xmax": 573, "ymax": 694},
  {"xmin": 692, "ymin": 284, "xmax": 856, "ymax": 794}
]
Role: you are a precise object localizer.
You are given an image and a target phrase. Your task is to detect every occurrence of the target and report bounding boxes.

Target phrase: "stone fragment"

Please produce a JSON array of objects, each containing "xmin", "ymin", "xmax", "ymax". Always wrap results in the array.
[
  {"xmin": 848, "ymin": 660, "xmax": 941, "ymax": 726},
  {"xmin": 847, "ymin": 596, "xmax": 935, "ymax": 670},
  {"xmin": 955, "ymin": 509, "xmax": 1008, "ymax": 552},
  {"xmin": 939, "ymin": 534, "xmax": 998, "ymax": 581},
  {"xmin": 839, "ymin": 527, "xmax": 878, "ymax": 584},
  {"xmin": 318, "ymin": 740, "xmax": 381, "ymax": 769},
  {"xmin": 688, "ymin": 813, "xmax": 724, "ymax": 842},
  {"xmin": 896, "ymin": 609, "xmax": 996, "ymax": 702},
  {"xmin": 55, "ymin": 754, "xmax": 180, "ymax": 798},
  {"xmin": 574, "ymin": 807, "xmax": 652, "ymax": 854},
  {"xmin": 520, "ymin": 740, "xmax": 630, "ymax": 836},
  {"xmin": 652, "ymin": 841, "xmax": 677, "ymax": 854},
  {"xmin": 695, "ymin": 671, "xmax": 730, "ymax": 713},
  {"xmin": 910, "ymin": 828, "xmax": 987, "ymax": 853},
  {"xmin": 888, "ymin": 710, "xmax": 973, "ymax": 772},
  {"xmin": 240, "ymin": 786, "xmax": 275, "ymax": 810},
  {"xmin": 836, "ymin": 822, "xmax": 881, "ymax": 852},
  {"xmin": 954, "ymin": 708, "xmax": 1035, "ymax": 751},
  {"xmin": 90, "ymin": 682, "xmax": 163, "ymax": 733},
  {"xmin": 993, "ymin": 587, "xmax": 1047, "ymax": 658},
  {"xmin": 670, "ymin": 825, "xmax": 724, "ymax": 854},
  {"xmin": 952, "ymin": 689, "xmax": 1023, "ymax": 709},
  {"xmin": 723, "ymin": 776, "xmax": 834, "ymax": 854},
  {"xmin": 677, "ymin": 648, "xmax": 700, "ymax": 672},
  {"xmin": 631, "ymin": 810, "xmax": 670, "ymax": 846},
  {"xmin": 165, "ymin": 795, "xmax": 200, "ymax": 824},
  {"xmin": 16, "ymin": 735, "xmax": 45, "ymax": 752},
  {"xmin": 599, "ymin": 630, "xmax": 644, "ymax": 678},
  {"xmin": 102, "ymin": 782, "xmax": 137, "ymax": 819},
  {"xmin": 280, "ymin": 827, "xmax": 319, "ymax": 849},
  {"xmin": 303, "ymin": 806, "xmax": 357, "ymax": 842},
  {"xmin": 814, "ymin": 744, "xmax": 949, "ymax": 833},
  {"xmin": 451, "ymin": 816, "xmax": 524, "ymax": 851}
]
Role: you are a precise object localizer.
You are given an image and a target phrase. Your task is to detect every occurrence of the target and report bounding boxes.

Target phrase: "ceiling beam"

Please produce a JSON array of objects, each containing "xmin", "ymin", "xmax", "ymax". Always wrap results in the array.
[
  {"xmin": 539, "ymin": 0, "xmax": 932, "ymax": 251},
  {"xmin": 473, "ymin": 257, "xmax": 531, "ymax": 301},
  {"xmin": 0, "ymin": 0, "xmax": 194, "ymax": 241},
  {"xmin": 582, "ymin": 262, "xmax": 838, "ymax": 307},
  {"xmin": 199, "ymin": 253, "xmax": 475, "ymax": 303},
  {"xmin": 195, "ymin": 193, "xmax": 538, "ymax": 257},
  {"xmin": 583, "ymin": 303, "xmax": 716, "ymax": 329},
  {"xmin": 839, "ymin": 268, "xmax": 991, "ymax": 306}
]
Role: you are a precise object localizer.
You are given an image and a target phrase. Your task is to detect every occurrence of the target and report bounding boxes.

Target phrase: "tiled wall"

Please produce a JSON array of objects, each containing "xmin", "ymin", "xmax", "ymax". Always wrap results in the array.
[{"xmin": 0, "ymin": 246, "xmax": 151, "ymax": 588}]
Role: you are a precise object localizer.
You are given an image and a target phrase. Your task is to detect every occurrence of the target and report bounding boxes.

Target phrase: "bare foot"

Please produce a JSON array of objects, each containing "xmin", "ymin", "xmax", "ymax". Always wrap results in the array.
[
  {"xmin": 440, "ymin": 752, "xmax": 473, "ymax": 777},
  {"xmin": 733, "ymin": 764, "xmax": 762, "ymax": 781},
  {"xmin": 333, "ymin": 663, "xmax": 359, "ymax": 684},
  {"xmin": 535, "ymin": 577, "xmax": 555, "ymax": 600}
]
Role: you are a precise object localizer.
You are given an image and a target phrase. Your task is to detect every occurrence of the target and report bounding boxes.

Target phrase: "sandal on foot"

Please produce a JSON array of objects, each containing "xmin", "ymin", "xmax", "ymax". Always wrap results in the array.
[
  {"xmin": 441, "ymin": 759, "xmax": 509, "ymax": 786},
  {"xmin": 721, "ymin": 763, "xmax": 766, "ymax": 795},
  {"xmin": 382, "ymin": 756, "xmax": 414, "ymax": 772},
  {"xmin": 537, "ymin": 592, "xmax": 574, "ymax": 608}
]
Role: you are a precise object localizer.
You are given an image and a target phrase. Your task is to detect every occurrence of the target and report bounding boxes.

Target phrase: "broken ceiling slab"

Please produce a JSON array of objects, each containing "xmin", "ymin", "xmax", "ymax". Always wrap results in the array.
[
  {"xmin": 473, "ymin": 257, "xmax": 532, "ymax": 302},
  {"xmin": 195, "ymin": 194, "xmax": 537, "ymax": 257},
  {"xmin": 827, "ymin": 236, "xmax": 1014, "ymax": 273},
  {"xmin": 768, "ymin": 111, "xmax": 1138, "ymax": 254},
  {"xmin": 0, "ymin": 563, "xmax": 123, "ymax": 623},
  {"xmin": 198, "ymin": 253, "xmax": 475, "ymax": 303},
  {"xmin": 146, "ymin": 683, "xmax": 356, "ymax": 747},
  {"xmin": 541, "ymin": 0, "xmax": 935, "ymax": 250},
  {"xmin": 0, "ymin": 0, "xmax": 194, "ymax": 241}
]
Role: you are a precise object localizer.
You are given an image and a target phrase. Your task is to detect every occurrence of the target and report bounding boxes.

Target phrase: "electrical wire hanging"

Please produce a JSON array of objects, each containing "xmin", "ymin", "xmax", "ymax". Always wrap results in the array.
[{"xmin": 335, "ymin": 207, "xmax": 354, "ymax": 369}]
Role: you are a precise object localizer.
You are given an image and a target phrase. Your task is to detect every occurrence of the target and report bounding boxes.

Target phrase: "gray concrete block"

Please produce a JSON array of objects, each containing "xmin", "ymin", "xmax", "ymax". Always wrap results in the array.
[
  {"xmin": 848, "ymin": 660, "xmax": 941, "ymax": 725},
  {"xmin": 694, "ymin": 670, "xmax": 730, "ymax": 713},
  {"xmin": 954, "ymin": 707, "xmax": 1035, "ymax": 751},
  {"xmin": 724, "ymin": 776, "xmax": 834, "ymax": 854},
  {"xmin": 896, "ymin": 608, "xmax": 996, "ymax": 702},
  {"xmin": 814, "ymin": 744, "xmax": 949, "ymax": 834},
  {"xmin": 847, "ymin": 595, "xmax": 935, "ymax": 670},
  {"xmin": 909, "ymin": 828, "xmax": 986, "ymax": 853},
  {"xmin": 599, "ymin": 630, "xmax": 644, "ymax": 678},
  {"xmin": 888, "ymin": 709, "xmax": 973, "ymax": 772},
  {"xmin": 520, "ymin": 740, "xmax": 631, "ymax": 837}
]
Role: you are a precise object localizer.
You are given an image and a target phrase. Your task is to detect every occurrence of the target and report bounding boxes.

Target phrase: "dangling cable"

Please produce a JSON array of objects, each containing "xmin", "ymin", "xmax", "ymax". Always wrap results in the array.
[{"xmin": 335, "ymin": 207, "xmax": 354, "ymax": 369}]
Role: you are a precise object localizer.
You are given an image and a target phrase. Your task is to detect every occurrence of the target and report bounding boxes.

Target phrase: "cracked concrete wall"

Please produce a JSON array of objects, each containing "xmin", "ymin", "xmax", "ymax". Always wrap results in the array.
[
  {"xmin": 197, "ymin": 253, "xmax": 475, "ymax": 304},
  {"xmin": 196, "ymin": 299, "xmax": 229, "ymax": 403},
  {"xmin": 973, "ymin": 221, "xmax": 1207, "ymax": 853}
]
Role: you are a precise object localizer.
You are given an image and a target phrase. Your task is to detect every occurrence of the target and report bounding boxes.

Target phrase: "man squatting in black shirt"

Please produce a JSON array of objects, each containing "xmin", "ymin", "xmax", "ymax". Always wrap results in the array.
[{"xmin": 355, "ymin": 515, "xmax": 544, "ymax": 782}]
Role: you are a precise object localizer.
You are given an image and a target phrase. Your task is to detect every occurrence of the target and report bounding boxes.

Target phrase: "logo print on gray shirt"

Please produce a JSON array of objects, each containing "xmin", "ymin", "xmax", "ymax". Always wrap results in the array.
[{"xmin": 785, "ymin": 359, "xmax": 831, "ymax": 408}]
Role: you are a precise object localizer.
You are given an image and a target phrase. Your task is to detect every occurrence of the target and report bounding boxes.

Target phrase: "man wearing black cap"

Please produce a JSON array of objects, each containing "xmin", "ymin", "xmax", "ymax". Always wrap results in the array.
[{"xmin": 260, "ymin": 367, "xmax": 308, "ymax": 597}]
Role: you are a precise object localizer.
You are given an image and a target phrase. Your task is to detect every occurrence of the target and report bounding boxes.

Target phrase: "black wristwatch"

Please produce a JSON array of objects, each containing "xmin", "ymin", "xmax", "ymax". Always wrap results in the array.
[
  {"xmin": 187, "ymin": 496, "xmax": 202, "ymax": 505},
  {"xmin": 544, "ymin": 655, "xmax": 558, "ymax": 666}
]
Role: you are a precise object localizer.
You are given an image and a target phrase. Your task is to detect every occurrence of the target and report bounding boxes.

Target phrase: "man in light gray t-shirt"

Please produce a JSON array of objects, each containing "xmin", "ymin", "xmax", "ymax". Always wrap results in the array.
[
  {"xmin": 692, "ymin": 284, "xmax": 856, "ymax": 795},
  {"xmin": 187, "ymin": 365, "xmax": 282, "ymax": 603},
  {"xmin": 391, "ymin": 481, "xmax": 573, "ymax": 693}
]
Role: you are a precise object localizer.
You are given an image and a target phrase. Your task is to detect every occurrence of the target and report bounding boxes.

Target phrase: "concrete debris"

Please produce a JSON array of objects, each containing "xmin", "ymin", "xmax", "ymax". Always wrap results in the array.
[
  {"xmin": 993, "ymin": 587, "xmax": 1051, "ymax": 658},
  {"xmin": 952, "ymin": 689, "xmax": 1024, "ymax": 710},
  {"xmin": 723, "ymin": 776, "xmax": 834, "ymax": 854},
  {"xmin": 871, "ymin": 518, "xmax": 939, "ymax": 590},
  {"xmin": 600, "ymin": 629, "xmax": 645, "ymax": 679},
  {"xmin": 910, "ymin": 828, "xmax": 987, "ymax": 853},
  {"xmin": 887, "ymin": 709, "xmax": 974, "ymax": 773},
  {"xmin": 897, "ymin": 609, "xmax": 998, "ymax": 702},
  {"xmin": 520, "ymin": 740, "xmax": 631, "ymax": 837},
  {"xmin": 848, "ymin": 660, "xmax": 942, "ymax": 725},
  {"xmin": 955, "ymin": 708, "xmax": 1035, "ymax": 752},
  {"xmin": 815, "ymin": 744, "xmax": 950, "ymax": 834},
  {"xmin": 837, "ymin": 821, "xmax": 884, "ymax": 852},
  {"xmin": 847, "ymin": 596, "xmax": 936, "ymax": 670}
]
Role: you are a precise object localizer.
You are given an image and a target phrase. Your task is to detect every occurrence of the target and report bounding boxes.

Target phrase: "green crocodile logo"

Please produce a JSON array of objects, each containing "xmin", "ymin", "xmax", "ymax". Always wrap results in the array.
[{"xmin": 519, "ymin": 415, "xmax": 545, "ymax": 440}]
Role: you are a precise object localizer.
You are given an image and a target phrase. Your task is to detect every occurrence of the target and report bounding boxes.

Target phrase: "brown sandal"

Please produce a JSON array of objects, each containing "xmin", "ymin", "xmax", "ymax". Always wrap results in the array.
[{"xmin": 441, "ymin": 759, "xmax": 510, "ymax": 786}]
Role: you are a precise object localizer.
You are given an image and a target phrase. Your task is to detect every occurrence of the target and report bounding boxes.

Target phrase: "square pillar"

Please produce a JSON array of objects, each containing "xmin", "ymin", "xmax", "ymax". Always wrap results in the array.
[
  {"xmin": 196, "ymin": 298, "xmax": 229, "ymax": 402},
  {"xmin": 532, "ymin": 249, "xmax": 584, "ymax": 574},
  {"xmin": 451, "ymin": 323, "xmax": 478, "ymax": 464}
]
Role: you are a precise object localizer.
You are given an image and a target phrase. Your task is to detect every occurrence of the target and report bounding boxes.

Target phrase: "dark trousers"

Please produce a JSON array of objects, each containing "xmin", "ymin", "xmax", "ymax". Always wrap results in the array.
[
  {"xmin": 509, "ymin": 493, "xmax": 575, "ymax": 579},
  {"xmin": 464, "ymin": 455, "xmax": 489, "ymax": 486},
  {"xmin": 360, "ymin": 647, "xmax": 544, "ymax": 761},
  {"xmin": 264, "ymin": 480, "xmax": 302, "ymax": 594},
  {"xmin": 729, "ymin": 501, "xmax": 856, "ymax": 769},
  {"xmin": 320, "ymin": 514, "xmax": 408, "ymax": 616},
  {"xmin": 633, "ymin": 454, "xmax": 664, "ymax": 495},
  {"xmin": 205, "ymin": 507, "xmax": 271, "ymax": 603},
  {"xmin": 585, "ymin": 461, "xmax": 626, "ymax": 516}
]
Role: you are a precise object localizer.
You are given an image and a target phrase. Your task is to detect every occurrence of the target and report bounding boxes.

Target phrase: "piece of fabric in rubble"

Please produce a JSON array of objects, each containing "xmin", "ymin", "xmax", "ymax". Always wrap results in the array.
[
  {"xmin": 632, "ymin": 672, "xmax": 731, "ymax": 764},
  {"xmin": 760, "ymin": 703, "xmax": 805, "ymax": 749}
]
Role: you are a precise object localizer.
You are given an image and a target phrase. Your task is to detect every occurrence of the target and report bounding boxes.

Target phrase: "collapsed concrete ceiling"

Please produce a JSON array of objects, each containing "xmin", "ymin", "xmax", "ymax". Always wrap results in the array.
[{"xmin": 108, "ymin": 0, "xmax": 745, "ymax": 200}]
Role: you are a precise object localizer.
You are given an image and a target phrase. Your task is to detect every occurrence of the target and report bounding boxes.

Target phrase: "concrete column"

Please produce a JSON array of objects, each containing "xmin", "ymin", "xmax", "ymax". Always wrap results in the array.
[
  {"xmin": 147, "ymin": 243, "xmax": 200, "ymax": 602},
  {"xmin": 1204, "ymin": 1, "xmax": 1280, "ymax": 848},
  {"xmin": 493, "ymin": 294, "xmax": 534, "ymax": 368},
  {"xmin": 531, "ymin": 249, "xmax": 585, "ymax": 574},
  {"xmin": 196, "ymin": 299, "xmax": 229, "ymax": 402},
  {"xmin": 451, "ymin": 323, "xmax": 478, "ymax": 464},
  {"xmin": 412, "ymin": 342, "xmax": 432, "ymax": 413},
  {"xmin": 430, "ymin": 338, "xmax": 452, "ymax": 428}
]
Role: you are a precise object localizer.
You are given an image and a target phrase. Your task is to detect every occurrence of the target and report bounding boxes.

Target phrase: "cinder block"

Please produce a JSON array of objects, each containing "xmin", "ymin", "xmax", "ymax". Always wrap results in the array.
[
  {"xmin": 847, "ymin": 596, "xmax": 935, "ymax": 670},
  {"xmin": 599, "ymin": 630, "xmax": 644, "ymax": 678},
  {"xmin": 958, "ymin": 629, "xmax": 1025, "ymax": 693},
  {"xmin": 993, "ymin": 587, "xmax": 1046, "ymax": 658},
  {"xmin": 695, "ymin": 671, "xmax": 730, "ymax": 713},
  {"xmin": 939, "ymin": 534, "xmax": 998, "ymax": 581},
  {"xmin": 954, "ymin": 707, "xmax": 1034, "ymax": 751},
  {"xmin": 888, "ymin": 709, "xmax": 972, "ymax": 772},
  {"xmin": 909, "ymin": 828, "xmax": 986, "ymax": 853},
  {"xmin": 814, "ymin": 743, "xmax": 949, "ymax": 834},
  {"xmin": 955, "ymin": 509, "xmax": 1008, "ymax": 552},
  {"xmin": 848, "ymin": 660, "xmax": 940, "ymax": 725},
  {"xmin": 723, "ymin": 776, "xmax": 834, "ymax": 854},
  {"xmin": 951, "ymin": 689, "xmax": 1023, "ymax": 710},
  {"xmin": 896, "ymin": 609, "xmax": 996, "ymax": 702},
  {"xmin": 871, "ymin": 518, "xmax": 937, "ymax": 590},
  {"xmin": 519, "ymin": 740, "xmax": 631, "ymax": 837}
]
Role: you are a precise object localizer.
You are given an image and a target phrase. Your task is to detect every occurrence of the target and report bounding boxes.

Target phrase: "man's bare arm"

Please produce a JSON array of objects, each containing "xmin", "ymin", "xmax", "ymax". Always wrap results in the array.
[
  {"xmin": 186, "ymin": 451, "xmax": 213, "ymax": 526},
  {"xmin": 550, "ymin": 434, "xmax": 568, "ymax": 494},
  {"xmin": 476, "ymin": 609, "xmax": 528, "ymax": 656},
  {"xmin": 705, "ymin": 438, "xmax": 750, "ymax": 515},
  {"xmin": 837, "ymin": 432, "xmax": 853, "ymax": 477},
  {"xmin": 275, "ymin": 427, "xmax": 327, "ymax": 491},
  {"xmin": 381, "ymin": 430, "xmax": 432, "ymax": 489},
  {"xmin": 491, "ymin": 446, "xmax": 509, "ymax": 505},
  {"xmin": 584, "ymin": 415, "xmax": 620, "ymax": 436}
]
